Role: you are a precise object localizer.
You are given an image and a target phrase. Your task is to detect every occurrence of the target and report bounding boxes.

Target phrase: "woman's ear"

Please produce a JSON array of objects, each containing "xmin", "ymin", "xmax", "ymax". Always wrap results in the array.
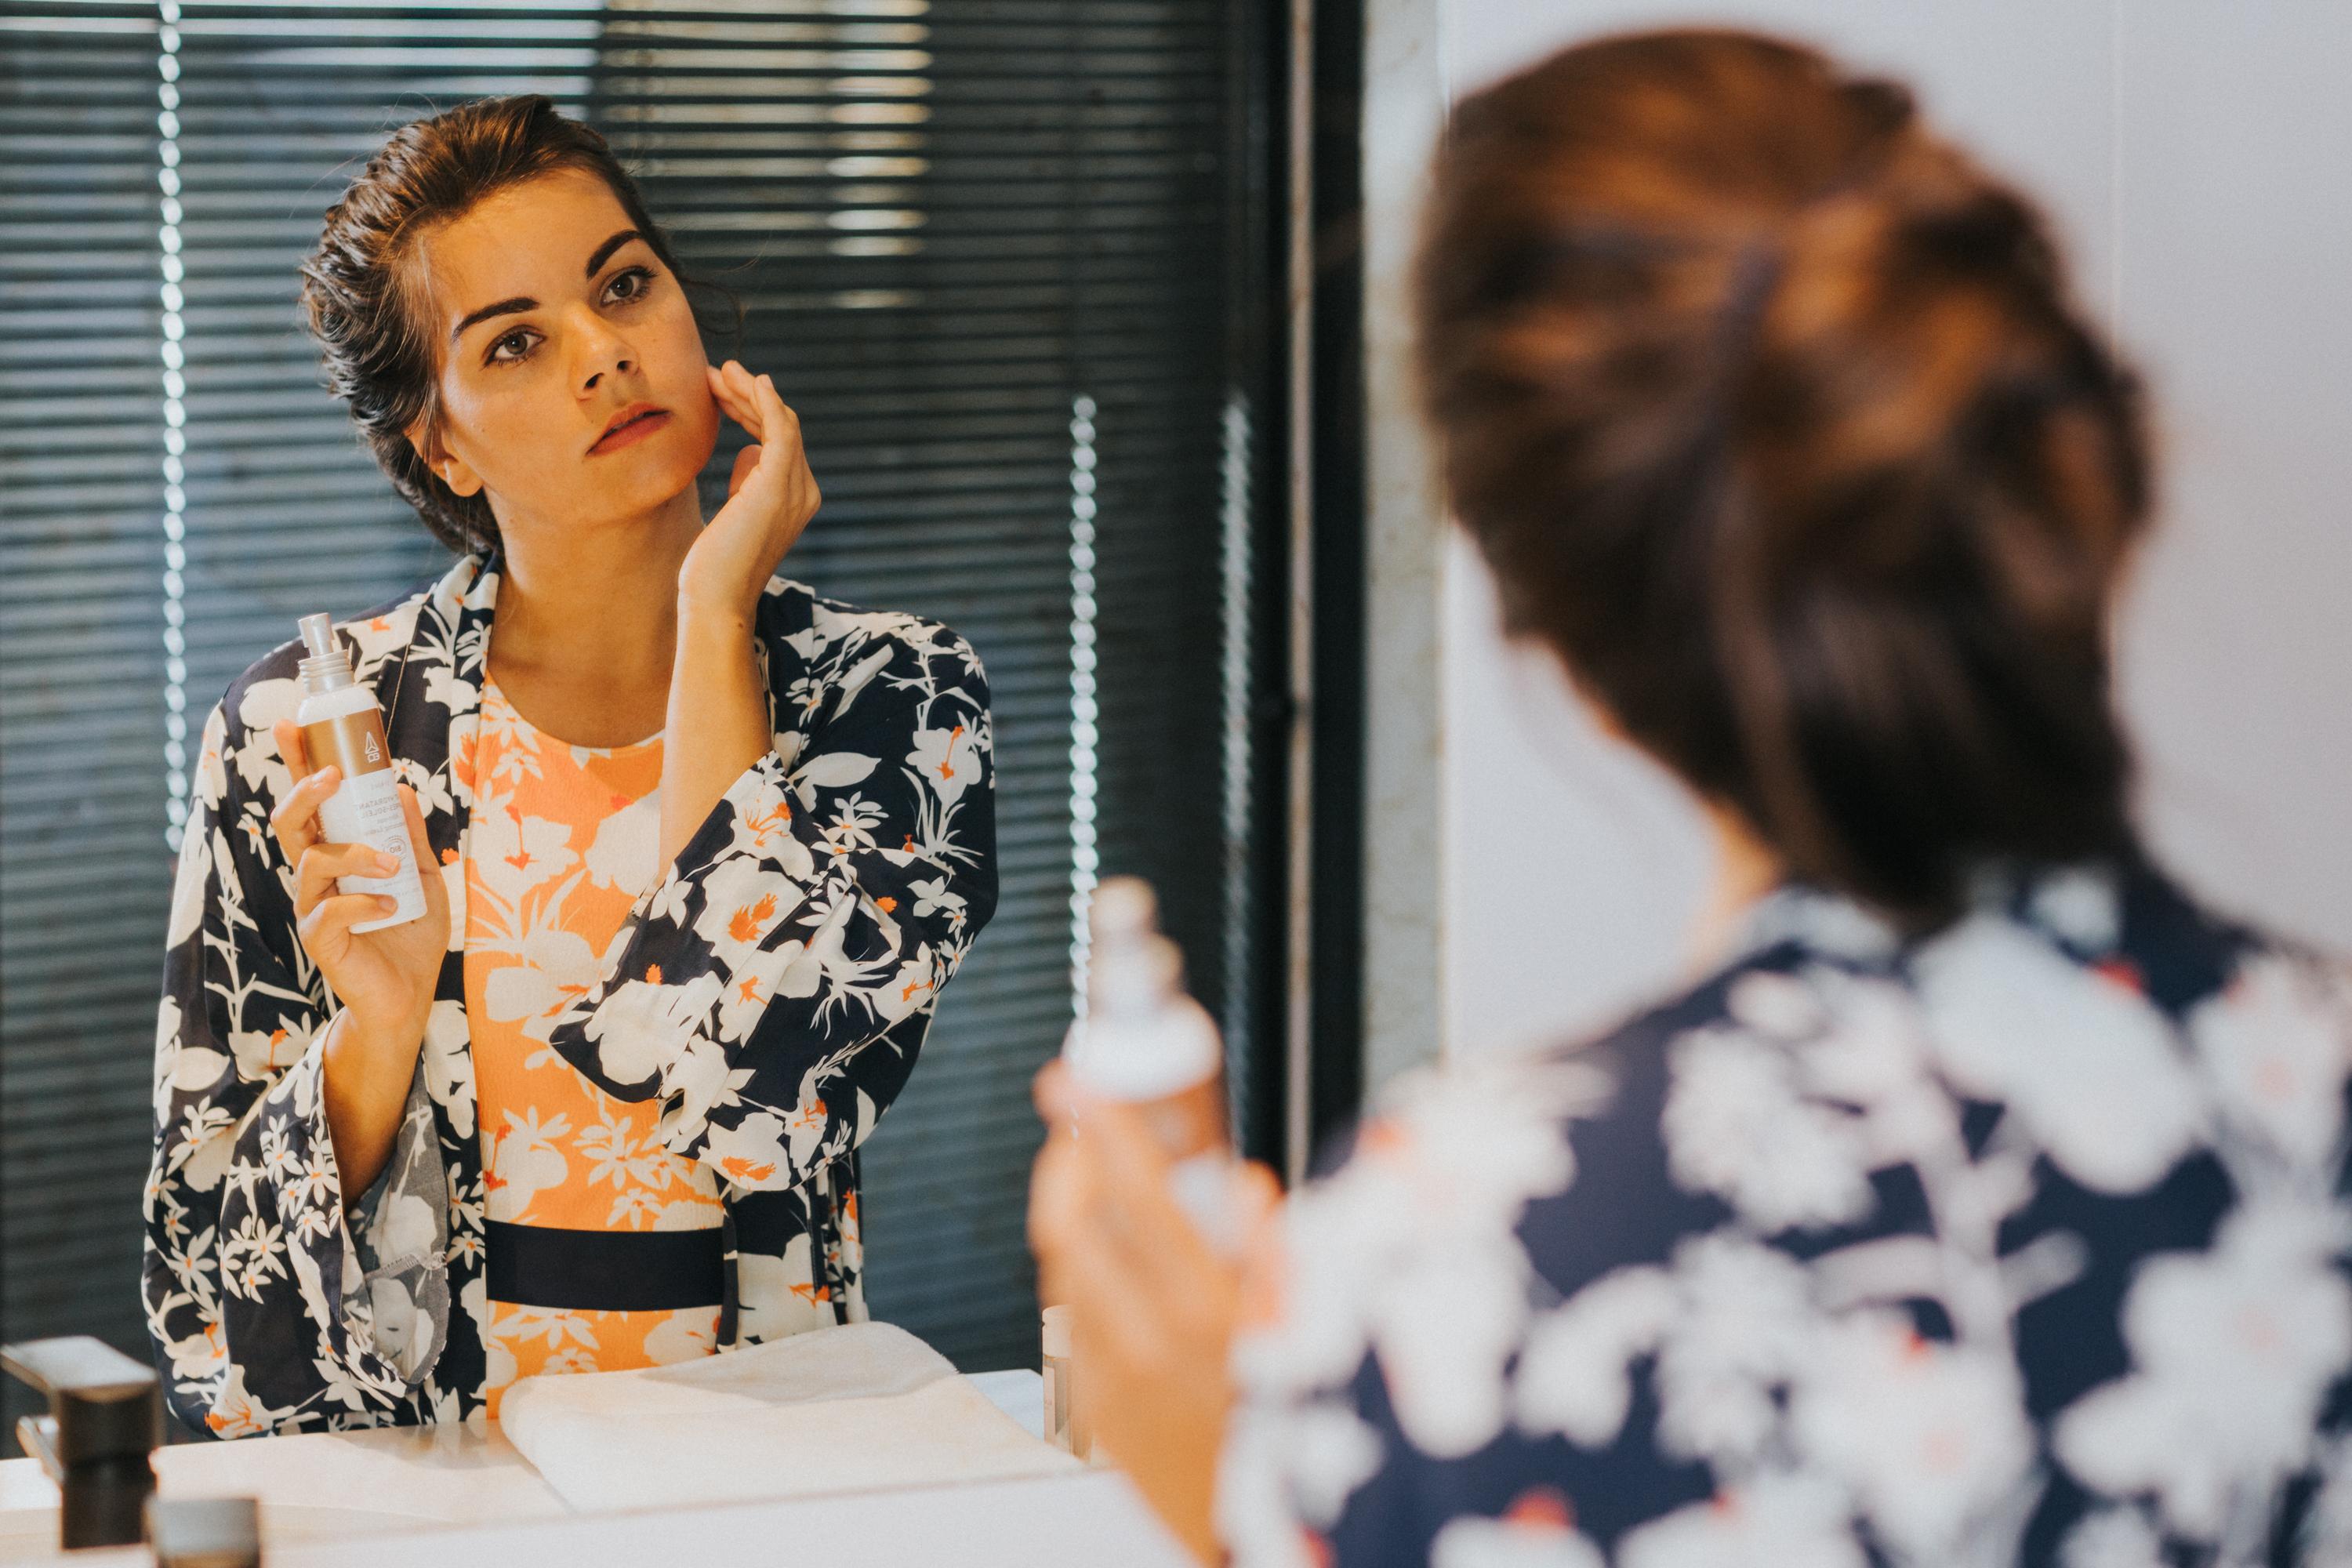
[{"xmin": 405, "ymin": 412, "xmax": 484, "ymax": 499}]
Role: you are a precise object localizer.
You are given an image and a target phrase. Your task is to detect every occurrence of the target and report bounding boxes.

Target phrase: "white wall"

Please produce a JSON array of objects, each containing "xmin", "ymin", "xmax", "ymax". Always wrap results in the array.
[
  {"xmin": 1363, "ymin": 1, "xmax": 2352, "ymax": 1071},
  {"xmin": 1360, "ymin": 0, "xmax": 1452, "ymax": 1091}
]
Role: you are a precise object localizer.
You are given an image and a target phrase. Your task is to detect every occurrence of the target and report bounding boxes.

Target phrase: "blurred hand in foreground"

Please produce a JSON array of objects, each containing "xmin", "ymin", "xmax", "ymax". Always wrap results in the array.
[{"xmin": 1027, "ymin": 1058, "xmax": 1283, "ymax": 1566}]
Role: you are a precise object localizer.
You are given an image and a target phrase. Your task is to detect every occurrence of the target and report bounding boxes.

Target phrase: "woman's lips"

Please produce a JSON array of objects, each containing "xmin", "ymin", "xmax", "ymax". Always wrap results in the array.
[{"xmin": 590, "ymin": 409, "xmax": 671, "ymax": 454}]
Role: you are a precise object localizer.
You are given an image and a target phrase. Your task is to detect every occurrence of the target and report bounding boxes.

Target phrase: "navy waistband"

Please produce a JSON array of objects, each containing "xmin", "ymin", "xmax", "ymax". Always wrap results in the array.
[{"xmin": 483, "ymin": 1219, "xmax": 725, "ymax": 1312}]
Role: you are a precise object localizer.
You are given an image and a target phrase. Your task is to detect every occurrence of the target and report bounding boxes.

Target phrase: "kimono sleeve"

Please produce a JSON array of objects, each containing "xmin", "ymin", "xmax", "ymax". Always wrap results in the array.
[
  {"xmin": 140, "ymin": 695, "xmax": 448, "ymax": 1437},
  {"xmin": 539, "ymin": 615, "xmax": 996, "ymax": 1193}
]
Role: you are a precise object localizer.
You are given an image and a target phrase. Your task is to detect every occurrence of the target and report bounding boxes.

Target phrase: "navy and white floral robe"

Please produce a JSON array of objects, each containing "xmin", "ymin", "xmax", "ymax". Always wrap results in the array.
[
  {"xmin": 1221, "ymin": 856, "xmax": 2352, "ymax": 1566},
  {"xmin": 142, "ymin": 549, "xmax": 995, "ymax": 1437}
]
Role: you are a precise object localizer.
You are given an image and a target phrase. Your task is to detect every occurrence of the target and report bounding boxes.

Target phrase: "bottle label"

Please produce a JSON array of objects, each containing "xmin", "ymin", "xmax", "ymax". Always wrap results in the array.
[
  {"xmin": 302, "ymin": 710, "xmax": 392, "ymax": 779},
  {"xmin": 303, "ymin": 715, "xmax": 426, "ymax": 930},
  {"xmin": 316, "ymin": 768, "xmax": 423, "ymax": 892}
]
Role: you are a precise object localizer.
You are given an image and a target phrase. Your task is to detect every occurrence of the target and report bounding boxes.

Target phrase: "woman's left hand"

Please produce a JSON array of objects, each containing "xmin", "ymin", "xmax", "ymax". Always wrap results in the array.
[
  {"xmin": 1027, "ymin": 1059, "xmax": 1283, "ymax": 1566},
  {"xmin": 679, "ymin": 358, "xmax": 822, "ymax": 622}
]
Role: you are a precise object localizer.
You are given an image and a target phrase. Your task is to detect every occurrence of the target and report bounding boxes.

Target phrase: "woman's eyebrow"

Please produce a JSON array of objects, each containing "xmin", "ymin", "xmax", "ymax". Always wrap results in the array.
[{"xmin": 446, "ymin": 228, "xmax": 646, "ymax": 347}]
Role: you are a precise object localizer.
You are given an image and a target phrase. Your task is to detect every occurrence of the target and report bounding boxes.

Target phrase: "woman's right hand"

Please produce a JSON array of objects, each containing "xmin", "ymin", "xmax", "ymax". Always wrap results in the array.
[{"xmin": 268, "ymin": 717, "xmax": 449, "ymax": 1057}]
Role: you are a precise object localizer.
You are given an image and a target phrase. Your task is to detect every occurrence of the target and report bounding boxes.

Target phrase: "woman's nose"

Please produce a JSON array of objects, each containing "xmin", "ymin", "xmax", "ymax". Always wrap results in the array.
[
  {"xmin": 573, "ymin": 310, "xmax": 637, "ymax": 390},
  {"xmin": 582, "ymin": 351, "xmax": 634, "ymax": 391}
]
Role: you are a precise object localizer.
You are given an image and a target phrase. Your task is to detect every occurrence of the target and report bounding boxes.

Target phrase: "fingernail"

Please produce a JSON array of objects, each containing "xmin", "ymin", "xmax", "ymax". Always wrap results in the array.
[
  {"xmin": 373, "ymin": 853, "xmax": 398, "ymax": 874},
  {"xmin": 376, "ymin": 896, "xmax": 399, "ymax": 913}
]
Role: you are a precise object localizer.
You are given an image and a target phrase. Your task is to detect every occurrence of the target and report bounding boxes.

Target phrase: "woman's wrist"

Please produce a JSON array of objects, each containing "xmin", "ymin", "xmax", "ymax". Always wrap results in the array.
[
  {"xmin": 675, "ymin": 585, "xmax": 759, "ymax": 639},
  {"xmin": 326, "ymin": 1000, "xmax": 429, "ymax": 1083},
  {"xmin": 321, "ymin": 1006, "xmax": 426, "ymax": 1206},
  {"xmin": 660, "ymin": 593, "xmax": 772, "ymax": 864},
  {"xmin": 668, "ymin": 601, "xmax": 764, "ymax": 723}
]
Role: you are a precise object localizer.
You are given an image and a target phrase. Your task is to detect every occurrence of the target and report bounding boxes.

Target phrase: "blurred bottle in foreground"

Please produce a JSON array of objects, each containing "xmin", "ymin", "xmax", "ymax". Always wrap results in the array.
[
  {"xmin": 1044, "ymin": 876, "xmax": 1243, "ymax": 1460},
  {"xmin": 1062, "ymin": 876, "xmax": 1242, "ymax": 1251}
]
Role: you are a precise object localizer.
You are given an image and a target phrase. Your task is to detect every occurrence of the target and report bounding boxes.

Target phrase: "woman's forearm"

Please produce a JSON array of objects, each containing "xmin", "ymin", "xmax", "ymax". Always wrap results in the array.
[
  {"xmin": 322, "ymin": 1009, "xmax": 426, "ymax": 1203},
  {"xmin": 660, "ymin": 602, "xmax": 772, "ymax": 866}
]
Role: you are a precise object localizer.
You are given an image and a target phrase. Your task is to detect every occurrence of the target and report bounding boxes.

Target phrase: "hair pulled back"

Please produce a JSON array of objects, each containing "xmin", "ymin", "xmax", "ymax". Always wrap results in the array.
[
  {"xmin": 1417, "ymin": 29, "xmax": 2152, "ymax": 924},
  {"xmin": 299, "ymin": 94, "xmax": 738, "ymax": 555}
]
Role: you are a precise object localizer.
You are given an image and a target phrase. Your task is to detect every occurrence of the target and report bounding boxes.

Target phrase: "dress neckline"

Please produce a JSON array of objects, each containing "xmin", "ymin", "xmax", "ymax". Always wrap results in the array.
[{"xmin": 480, "ymin": 674, "xmax": 665, "ymax": 757}]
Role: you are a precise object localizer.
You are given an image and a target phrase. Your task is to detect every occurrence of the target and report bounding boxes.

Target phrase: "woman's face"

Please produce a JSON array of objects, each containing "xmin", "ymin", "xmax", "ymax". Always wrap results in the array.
[{"xmin": 402, "ymin": 165, "xmax": 720, "ymax": 539}]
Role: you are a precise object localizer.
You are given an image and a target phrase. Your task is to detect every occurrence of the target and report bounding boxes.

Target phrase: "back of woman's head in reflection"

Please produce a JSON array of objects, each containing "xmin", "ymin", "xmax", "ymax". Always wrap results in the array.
[{"xmin": 1417, "ymin": 29, "xmax": 2151, "ymax": 928}]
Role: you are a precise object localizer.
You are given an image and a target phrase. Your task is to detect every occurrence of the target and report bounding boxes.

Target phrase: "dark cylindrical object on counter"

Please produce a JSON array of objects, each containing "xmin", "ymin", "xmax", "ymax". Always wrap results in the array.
[{"xmin": 2, "ymin": 1334, "xmax": 162, "ymax": 1551}]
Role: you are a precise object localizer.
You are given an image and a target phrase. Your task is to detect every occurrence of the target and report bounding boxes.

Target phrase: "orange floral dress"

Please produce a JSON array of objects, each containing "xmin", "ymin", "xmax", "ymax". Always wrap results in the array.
[{"xmin": 461, "ymin": 677, "xmax": 725, "ymax": 1418}]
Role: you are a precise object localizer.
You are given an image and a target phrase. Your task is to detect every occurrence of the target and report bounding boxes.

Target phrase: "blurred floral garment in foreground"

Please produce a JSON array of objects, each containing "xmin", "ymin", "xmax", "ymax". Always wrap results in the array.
[{"xmin": 1221, "ymin": 857, "xmax": 2352, "ymax": 1566}]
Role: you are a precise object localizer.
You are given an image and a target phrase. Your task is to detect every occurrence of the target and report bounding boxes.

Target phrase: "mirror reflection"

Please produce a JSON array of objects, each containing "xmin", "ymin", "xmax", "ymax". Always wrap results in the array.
[{"xmin": 5, "ymin": 5, "xmax": 2352, "ymax": 1567}]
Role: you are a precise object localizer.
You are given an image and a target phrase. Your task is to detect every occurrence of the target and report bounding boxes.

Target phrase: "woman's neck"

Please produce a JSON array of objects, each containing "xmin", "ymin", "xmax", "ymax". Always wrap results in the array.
[
  {"xmin": 488, "ymin": 486, "xmax": 702, "ymax": 686},
  {"xmin": 1683, "ymin": 802, "xmax": 1784, "ymax": 975}
]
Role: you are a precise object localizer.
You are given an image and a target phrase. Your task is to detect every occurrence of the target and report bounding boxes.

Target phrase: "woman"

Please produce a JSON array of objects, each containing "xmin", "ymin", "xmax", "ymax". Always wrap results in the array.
[
  {"xmin": 1030, "ymin": 30, "xmax": 2352, "ymax": 1567},
  {"xmin": 142, "ymin": 95, "xmax": 996, "ymax": 1436}
]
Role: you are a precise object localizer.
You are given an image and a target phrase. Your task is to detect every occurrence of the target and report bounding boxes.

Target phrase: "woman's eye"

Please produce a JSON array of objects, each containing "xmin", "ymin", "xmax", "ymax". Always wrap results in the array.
[
  {"xmin": 608, "ymin": 266, "xmax": 656, "ymax": 303},
  {"xmin": 488, "ymin": 330, "xmax": 533, "ymax": 365}
]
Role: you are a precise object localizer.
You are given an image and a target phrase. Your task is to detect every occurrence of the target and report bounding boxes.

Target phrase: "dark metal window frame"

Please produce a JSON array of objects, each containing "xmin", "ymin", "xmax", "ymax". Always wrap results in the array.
[{"xmin": 1276, "ymin": 0, "xmax": 1368, "ymax": 1180}]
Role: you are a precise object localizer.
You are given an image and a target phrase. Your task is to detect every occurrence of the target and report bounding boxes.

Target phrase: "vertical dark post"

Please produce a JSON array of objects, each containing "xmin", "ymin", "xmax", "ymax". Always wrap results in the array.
[{"xmin": 1279, "ymin": 0, "xmax": 1368, "ymax": 1185}]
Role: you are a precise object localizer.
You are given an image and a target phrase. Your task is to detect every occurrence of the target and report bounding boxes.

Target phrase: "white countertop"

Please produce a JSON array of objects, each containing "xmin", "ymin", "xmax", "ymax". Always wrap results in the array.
[{"xmin": 0, "ymin": 1371, "xmax": 1192, "ymax": 1567}]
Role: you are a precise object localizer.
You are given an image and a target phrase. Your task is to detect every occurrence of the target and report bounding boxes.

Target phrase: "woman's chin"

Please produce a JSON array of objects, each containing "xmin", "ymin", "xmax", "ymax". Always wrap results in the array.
[{"xmin": 603, "ymin": 448, "xmax": 704, "ymax": 504}]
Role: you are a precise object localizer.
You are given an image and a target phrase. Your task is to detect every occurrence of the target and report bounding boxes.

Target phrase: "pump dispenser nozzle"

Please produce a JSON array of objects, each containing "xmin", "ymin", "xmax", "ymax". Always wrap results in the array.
[
  {"xmin": 296, "ymin": 612, "xmax": 354, "ymax": 696},
  {"xmin": 297, "ymin": 612, "xmax": 335, "ymax": 660},
  {"xmin": 1086, "ymin": 876, "xmax": 1177, "ymax": 1022},
  {"xmin": 1087, "ymin": 877, "xmax": 1158, "ymax": 945}
]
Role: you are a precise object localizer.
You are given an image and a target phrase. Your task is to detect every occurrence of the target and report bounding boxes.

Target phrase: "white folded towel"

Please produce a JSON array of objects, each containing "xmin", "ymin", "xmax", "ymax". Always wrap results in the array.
[{"xmin": 497, "ymin": 1321, "xmax": 1079, "ymax": 1513}]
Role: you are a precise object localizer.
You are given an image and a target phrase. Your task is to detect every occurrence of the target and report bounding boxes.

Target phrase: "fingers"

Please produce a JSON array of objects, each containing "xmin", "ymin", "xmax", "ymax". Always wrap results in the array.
[
  {"xmin": 748, "ymin": 368, "xmax": 801, "ymax": 453},
  {"xmin": 706, "ymin": 360, "xmax": 804, "ymax": 456},
  {"xmin": 273, "ymin": 717, "xmax": 311, "ymax": 779},
  {"xmin": 297, "ymin": 889, "xmax": 400, "ymax": 953},
  {"xmin": 1033, "ymin": 1056, "xmax": 1075, "ymax": 1123},
  {"xmin": 1035, "ymin": 1072, "xmax": 1218, "ymax": 1302},
  {"xmin": 727, "ymin": 441, "xmax": 762, "ymax": 501},
  {"xmin": 1071, "ymin": 1088, "xmax": 1177, "ymax": 1194},
  {"xmin": 706, "ymin": 361, "xmax": 781, "ymax": 436},
  {"xmin": 270, "ymin": 761, "xmax": 342, "ymax": 868},
  {"xmin": 296, "ymin": 840, "xmax": 399, "ymax": 916},
  {"xmin": 397, "ymin": 782, "xmax": 450, "ymax": 920},
  {"xmin": 1032, "ymin": 1062, "xmax": 1183, "ymax": 1235},
  {"xmin": 1233, "ymin": 1163, "xmax": 1290, "ymax": 1332},
  {"xmin": 704, "ymin": 361, "xmax": 819, "ymax": 537},
  {"xmin": 1229, "ymin": 1160, "xmax": 1283, "ymax": 1232},
  {"xmin": 1029, "ymin": 1128, "xmax": 1153, "ymax": 1366}
]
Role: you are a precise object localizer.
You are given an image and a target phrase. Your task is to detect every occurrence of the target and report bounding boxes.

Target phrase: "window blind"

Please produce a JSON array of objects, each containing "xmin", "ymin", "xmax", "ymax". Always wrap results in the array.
[
  {"xmin": 0, "ymin": 0, "xmax": 174, "ymax": 1440},
  {"xmin": 586, "ymin": 0, "xmax": 1280, "ymax": 1371},
  {"xmin": 0, "ymin": 0, "xmax": 1285, "ymax": 1409}
]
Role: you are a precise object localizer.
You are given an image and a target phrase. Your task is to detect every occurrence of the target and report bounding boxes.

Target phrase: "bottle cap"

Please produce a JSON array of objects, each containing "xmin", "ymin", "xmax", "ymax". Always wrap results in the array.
[
  {"xmin": 1091, "ymin": 931, "xmax": 1182, "ymax": 1021},
  {"xmin": 1087, "ymin": 877, "xmax": 1157, "ymax": 942},
  {"xmin": 296, "ymin": 613, "xmax": 354, "ymax": 695}
]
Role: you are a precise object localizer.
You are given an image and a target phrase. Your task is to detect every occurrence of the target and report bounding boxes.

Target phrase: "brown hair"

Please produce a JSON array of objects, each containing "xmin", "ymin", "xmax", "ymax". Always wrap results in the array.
[
  {"xmin": 298, "ymin": 94, "xmax": 739, "ymax": 555},
  {"xmin": 1417, "ymin": 29, "xmax": 2152, "ymax": 924}
]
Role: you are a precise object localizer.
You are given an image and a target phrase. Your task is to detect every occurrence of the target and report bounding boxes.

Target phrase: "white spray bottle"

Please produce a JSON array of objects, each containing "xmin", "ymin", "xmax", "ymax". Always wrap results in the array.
[
  {"xmin": 1044, "ymin": 876, "xmax": 1243, "ymax": 1459},
  {"xmin": 292, "ymin": 612, "xmax": 426, "ymax": 933},
  {"xmin": 1060, "ymin": 876, "xmax": 1243, "ymax": 1253}
]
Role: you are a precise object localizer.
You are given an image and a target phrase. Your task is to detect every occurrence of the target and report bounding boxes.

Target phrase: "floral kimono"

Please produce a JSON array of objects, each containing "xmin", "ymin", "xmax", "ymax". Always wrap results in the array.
[
  {"xmin": 1221, "ymin": 855, "xmax": 2352, "ymax": 1567},
  {"xmin": 142, "ymin": 549, "xmax": 995, "ymax": 1436}
]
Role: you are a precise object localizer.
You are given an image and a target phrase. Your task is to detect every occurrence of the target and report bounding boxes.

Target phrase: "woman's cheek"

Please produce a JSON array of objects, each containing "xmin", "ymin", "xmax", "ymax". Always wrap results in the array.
[{"xmin": 685, "ymin": 389, "xmax": 723, "ymax": 466}]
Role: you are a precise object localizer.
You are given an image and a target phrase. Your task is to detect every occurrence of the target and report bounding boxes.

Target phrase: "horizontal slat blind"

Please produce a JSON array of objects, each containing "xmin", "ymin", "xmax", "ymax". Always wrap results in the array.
[
  {"xmin": 588, "ymin": 1, "xmax": 1258, "ymax": 1370},
  {"xmin": 0, "ymin": 1, "xmax": 174, "ymax": 1438},
  {"xmin": 1, "ymin": 0, "xmax": 1273, "ymax": 1403}
]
